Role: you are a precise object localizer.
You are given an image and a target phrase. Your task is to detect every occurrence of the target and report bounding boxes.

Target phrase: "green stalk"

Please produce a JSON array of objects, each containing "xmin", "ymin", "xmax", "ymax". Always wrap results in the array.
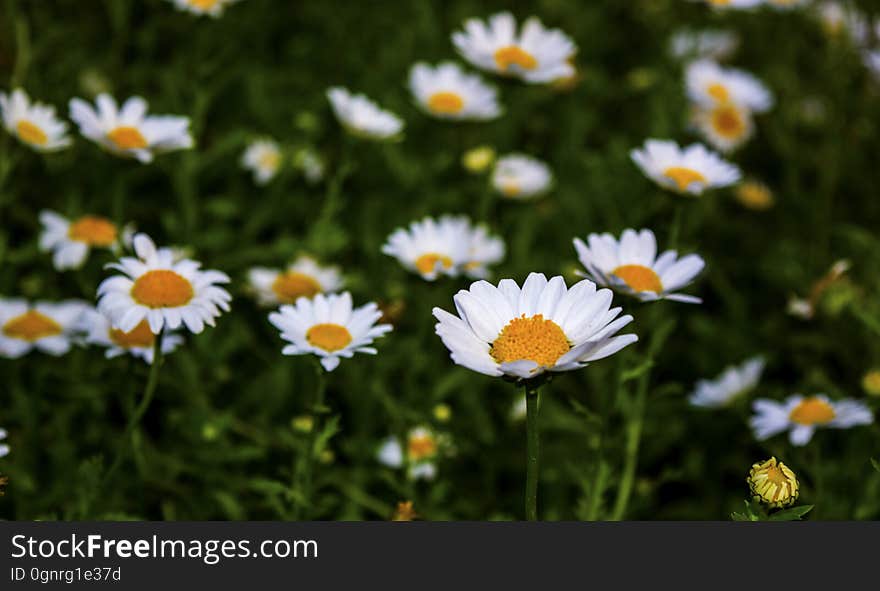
[
  {"xmin": 610, "ymin": 371, "xmax": 648, "ymax": 521},
  {"xmin": 295, "ymin": 360, "xmax": 327, "ymax": 520},
  {"xmin": 524, "ymin": 382, "xmax": 541, "ymax": 521}
]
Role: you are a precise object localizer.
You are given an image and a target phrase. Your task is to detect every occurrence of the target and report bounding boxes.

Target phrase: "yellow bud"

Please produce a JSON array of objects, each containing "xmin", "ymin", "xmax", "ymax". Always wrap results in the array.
[
  {"xmin": 862, "ymin": 370, "xmax": 880, "ymax": 397},
  {"xmin": 432, "ymin": 404, "xmax": 452, "ymax": 423},
  {"xmin": 735, "ymin": 180, "xmax": 774, "ymax": 211},
  {"xmin": 748, "ymin": 457, "xmax": 799, "ymax": 509},
  {"xmin": 292, "ymin": 415, "xmax": 314, "ymax": 433},
  {"xmin": 462, "ymin": 146, "xmax": 496, "ymax": 174}
]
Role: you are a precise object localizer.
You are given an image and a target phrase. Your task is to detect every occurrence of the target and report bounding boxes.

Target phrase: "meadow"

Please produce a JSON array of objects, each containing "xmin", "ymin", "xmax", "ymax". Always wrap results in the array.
[{"xmin": 1, "ymin": 0, "xmax": 879, "ymax": 521}]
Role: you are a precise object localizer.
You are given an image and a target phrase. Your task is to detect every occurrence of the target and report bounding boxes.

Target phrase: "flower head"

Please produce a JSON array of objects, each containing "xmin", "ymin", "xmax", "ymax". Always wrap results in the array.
[
  {"xmin": 268, "ymin": 291, "xmax": 392, "ymax": 371},
  {"xmin": 0, "ymin": 88, "xmax": 71, "ymax": 152},
  {"xmin": 669, "ymin": 30, "xmax": 739, "ymax": 61},
  {"xmin": 241, "ymin": 138, "xmax": 282, "ymax": 185},
  {"xmin": 167, "ymin": 0, "xmax": 242, "ymax": 17},
  {"xmin": 39, "ymin": 210, "xmax": 121, "ymax": 271},
  {"xmin": 630, "ymin": 139, "xmax": 740, "ymax": 196},
  {"xmin": 750, "ymin": 394, "xmax": 874, "ymax": 446},
  {"xmin": 452, "ymin": 12, "xmax": 577, "ymax": 84},
  {"xmin": 686, "ymin": 59, "xmax": 774, "ymax": 113},
  {"xmin": 694, "ymin": 0, "xmax": 763, "ymax": 10},
  {"xmin": 0, "ymin": 298, "xmax": 87, "ymax": 358},
  {"xmin": 574, "ymin": 228, "xmax": 705, "ymax": 303},
  {"xmin": 735, "ymin": 180, "xmax": 774, "ymax": 210},
  {"xmin": 748, "ymin": 457, "xmax": 799, "ymax": 509},
  {"xmin": 391, "ymin": 501, "xmax": 418, "ymax": 521},
  {"xmin": 462, "ymin": 145, "xmax": 496, "ymax": 173},
  {"xmin": 409, "ymin": 62, "xmax": 501, "ymax": 121},
  {"xmin": 326, "ymin": 87, "xmax": 403, "ymax": 141},
  {"xmin": 689, "ymin": 357, "xmax": 765, "ymax": 408},
  {"xmin": 0, "ymin": 428, "xmax": 8, "ymax": 458},
  {"xmin": 377, "ymin": 426, "xmax": 443, "ymax": 481},
  {"xmin": 433, "ymin": 273, "xmax": 637, "ymax": 380},
  {"xmin": 491, "ymin": 153, "xmax": 552, "ymax": 199},
  {"xmin": 248, "ymin": 255, "xmax": 343, "ymax": 306},
  {"xmin": 691, "ymin": 101, "xmax": 754, "ymax": 153},
  {"xmin": 69, "ymin": 94, "xmax": 193, "ymax": 163},
  {"xmin": 97, "ymin": 233, "xmax": 231, "ymax": 335},
  {"xmin": 862, "ymin": 370, "xmax": 880, "ymax": 397},
  {"xmin": 80, "ymin": 307, "xmax": 183, "ymax": 364}
]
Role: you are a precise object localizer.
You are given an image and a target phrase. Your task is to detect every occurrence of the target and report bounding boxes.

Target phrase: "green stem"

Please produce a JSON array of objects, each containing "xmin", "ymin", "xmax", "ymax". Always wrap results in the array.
[
  {"xmin": 668, "ymin": 201, "xmax": 683, "ymax": 251},
  {"xmin": 610, "ymin": 372, "xmax": 648, "ymax": 521},
  {"xmin": 295, "ymin": 360, "xmax": 327, "ymax": 520},
  {"xmin": 524, "ymin": 382, "xmax": 541, "ymax": 521}
]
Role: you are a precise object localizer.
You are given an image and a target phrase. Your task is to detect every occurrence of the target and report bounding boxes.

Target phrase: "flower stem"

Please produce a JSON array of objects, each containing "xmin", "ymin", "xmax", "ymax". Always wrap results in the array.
[
  {"xmin": 295, "ymin": 360, "xmax": 326, "ymax": 520},
  {"xmin": 524, "ymin": 382, "xmax": 541, "ymax": 521},
  {"xmin": 610, "ymin": 372, "xmax": 648, "ymax": 521}
]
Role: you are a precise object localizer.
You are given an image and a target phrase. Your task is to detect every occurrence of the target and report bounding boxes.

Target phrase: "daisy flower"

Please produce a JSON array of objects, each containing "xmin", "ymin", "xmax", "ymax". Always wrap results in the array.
[
  {"xmin": 689, "ymin": 356, "xmax": 765, "ymax": 408},
  {"xmin": 268, "ymin": 291, "xmax": 392, "ymax": 372},
  {"xmin": 382, "ymin": 215, "xmax": 471, "ymax": 281},
  {"xmin": 0, "ymin": 428, "xmax": 8, "ymax": 458},
  {"xmin": 491, "ymin": 153, "xmax": 552, "ymax": 199},
  {"xmin": 750, "ymin": 394, "xmax": 874, "ymax": 446},
  {"xmin": 691, "ymin": 101, "xmax": 754, "ymax": 153},
  {"xmin": 80, "ymin": 308, "xmax": 183, "ymax": 364},
  {"xmin": 0, "ymin": 88, "xmax": 71, "ymax": 152},
  {"xmin": 326, "ymin": 87, "xmax": 403, "ymax": 141},
  {"xmin": 765, "ymin": 0, "xmax": 808, "ymax": 9},
  {"xmin": 39, "ymin": 210, "xmax": 121, "ymax": 271},
  {"xmin": 408, "ymin": 62, "xmax": 501, "ymax": 121},
  {"xmin": 748, "ymin": 457, "xmax": 799, "ymax": 509},
  {"xmin": 97, "ymin": 233, "xmax": 231, "ymax": 335},
  {"xmin": 0, "ymin": 298, "xmax": 87, "ymax": 358},
  {"xmin": 167, "ymin": 0, "xmax": 242, "ymax": 17},
  {"xmin": 573, "ymin": 228, "xmax": 706, "ymax": 303},
  {"xmin": 293, "ymin": 147, "xmax": 325, "ymax": 184},
  {"xmin": 433, "ymin": 272, "xmax": 638, "ymax": 380},
  {"xmin": 247, "ymin": 255, "xmax": 343, "ymax": 306},
  {"xmin": 735, "ymin": 179, "xmax": 775, "ymax": 210},
  {"xmin": 630, "ymin": 139, "xmax": 741, "ymax": 196},
  {"xmin": 668, "ymin": 30, "xmax": 739, "ymax": 61},
  {"xmin": 69, "ymin": 94, "xmax": 194, "ymax": 163},
  {"xmin": 695, "ymin": 0, "xmax": 763, "ymax": 10},
  {"xmin": 817, "ymin": 2, "xmax": 868, "ymax": 43},
  {"xmin": 452, "ymin": 12, "xmax": 577, "ymax": 84},
  {"xmin": 462, "ymin": 223, "xmax": 506, "ymax": 279},
  {"xmin": 377, "ymin": 426, "xmax": 442, "ymax": 481},
  {"xmin": 241, "ymin": 138, "xmax": 282, "ymax": 185},
  {"xmin": 685, "ymin": 59, "xmax": 774, "ymax": 113}
]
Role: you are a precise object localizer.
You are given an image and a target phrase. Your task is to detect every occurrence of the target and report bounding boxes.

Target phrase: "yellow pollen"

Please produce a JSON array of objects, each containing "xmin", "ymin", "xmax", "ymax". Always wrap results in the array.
[
  {"xmin": 706, "ymin": 83, "xmax": 730, "ymax": 103},
  {"xmin": 415, "ymin": 253, "xmax": 453, "ymax": 276},
  {"xmin": 407, "ymin": 434, "xmax": 437, "ymax": 461},
  {"xmin": 789, "ymin": 397, "xmax": 836, "ymax": 426},
  {"xmin": 306, "ymin": 323, "xmax": 352, "ymax": 353},
  {"xmin": 427, "ymin": 92, "xmax": 465, "ymax": 115},
  {"xmin": 131, "ymin": 270, "xmax": 194, "ymax": 308},
  {"xmin": 67, "ymin": 215, "xmax": 118, "ymax": 246},
  {"xmin": 663, "ymin": 166, "xmax": 706, "ymax": 191},
  {"xmin": 612, "ymin": 264, "xmax": 663, "ymax": 293},
  {"xmin": 711, "ymin": 104, "xmax": 746, "ymax": 139},
  {"xmin": 271, "ymin": 272, "xmax": 322, "ymax": 303},
  {"xmin": 16, "ymin": 120, "xmax": 48, "ymax": 146},
  {"xmin": 189, "ymin": 0, "xmax": 220, "ymax": 8},
  {"xmin": 2, "ymin": 310, "xmax": 62, "ymax": 342},
  {"xmin": 494, "ymin": 45, "xmax": 538, "ymax": 72},
  {"xmin": 491, "ymin": 314, "xmax": 570, "ymax": 367},
  {"xmin": 107, "ymin": 126, "xmax": 148, "ymax": 150},
  {"xmin": 109, "ymin": 319, "xmax": 155, "ymax": 348}
]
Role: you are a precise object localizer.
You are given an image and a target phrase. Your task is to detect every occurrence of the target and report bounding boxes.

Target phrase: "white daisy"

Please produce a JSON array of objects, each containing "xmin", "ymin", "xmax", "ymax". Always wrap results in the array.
[
  {"xmin": 669, "ymin": 30, "xmax": 739, "ymax": 61},
  {"xmin": 462, "ymin": 223, "xmax": 506, "ymax": 279},
  {"xmin": 80, "ymin": 308, "xmax": 183, "ymax": 364},
  {"xmin": 409, "ymin": 62, "xmax": 501, "ymax": 121},
  {"xmin": 293, "ymin": 147, "xmax": 325, "ymax": 184},
  {"xmin": 491, "ymin": 153, "xmax": 552, "ymax": 199},
  {"xmin": 97, "ymin": 233, "xmax": 231, "ymax": 335},
  {"xmin": 0, "ymin": 428, "xmax": 8, "ymax": 458},
  {"xmin": 69, "ymin": 94, "xmax": 194, "ymax": 163},
  {"xmin": 691, "ymin": 101, "xmax": 754, "ymax": 153},
  {"xmin": 268, "ymin": 291, "xmax": 392, "ymax": 372},
  {"xmin": 864, "ymin": 50, "xmax": 880, "ymax": 80},
  {"xmin": 750, "ymin": 394, "xmax": 874, "ymax": 446},
  {"xmin": 765, "ymin": 0, "xmax": 808, "ymax": 9},
  {"xmin": 433, "ymin": 272, "xmax": 638, "ymax": 380},
  {"xmin": 167, "ymin": 0, "xmax": 242, "ymax": 17},
  {"xmin": 573, "ymin": 228, "xmax": 706, "ymax": 304},
  {"xmin": 241, "ymin": 138, "xmax": 282, "ymax": 185},
  {"xmin": 689, "ymin": 356, "xmax": 765, "ymax": 408},
  {"xmin": 377, "ymin": 426, "xmax": 440, "ymax": 481},
  {"xmin": 326, "ymin": 87, "xmax": 403, "ymax": 141},
  {"xmin": 0, "ymin": 88, "xmax": 71, "ymax": 152},
  {"xmin": 630, "ymin": 139, "xmax": 741, "ymax": 196},
  {"xmin": 452, "ymin": 12, "xmax": 577, "ymax": 84},
  {"xmin": 39, "ymin": 210, "xmax": 121, "ymax": 271},
  {"xmin": 694, "ymin": 0, "xmax": 764, "ymax": 9},
  {"xmin": 382, "ymin": 215, "xmax": 471, "ymax": 281},
  {"xmin": 817, "ymin": 2, "xmax": 868, "ymax": 43},
  {"xmin": 247, "ymin": 255, "xmax": 343, "ymax": 306},
  {"xmin": 685, "ymin": 59, "xmax": 774, "ymax": 113},
  {"xmin": 0, "ymin": 298, "xmax": 87, "ymax": 358}
]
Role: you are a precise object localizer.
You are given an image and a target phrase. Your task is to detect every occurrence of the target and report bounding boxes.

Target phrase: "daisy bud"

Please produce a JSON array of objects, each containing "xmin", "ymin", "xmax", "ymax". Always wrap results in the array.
[
  {"xmin": 748, "ymin": 457, "xmax": 799, "ymax": 509},
  {"xmin": 462, "ymin": 145, "xmax": 496, "ymax": 173}
]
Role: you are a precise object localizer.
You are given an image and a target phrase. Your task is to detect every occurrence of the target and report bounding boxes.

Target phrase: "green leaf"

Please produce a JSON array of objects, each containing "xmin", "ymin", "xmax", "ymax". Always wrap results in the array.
[
  {"xmin": 767, "ymin": 505, "xmax": 814, "ymax": 521},
  {"xmin": 871, "ymin": 458, "xmax": 880, "ymax": 474}
]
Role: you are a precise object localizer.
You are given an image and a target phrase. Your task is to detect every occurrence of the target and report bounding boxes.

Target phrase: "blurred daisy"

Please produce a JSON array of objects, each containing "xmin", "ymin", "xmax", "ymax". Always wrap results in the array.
[
  {"xmin": 97, "ymin": 233, "xmax": 231, "ymax": 334},
  {"xmin": 462, "ymin": 145, "xmax": 496, "ymax": 173},
  {"xmin": 0, "ymin": 428, "xmax": 7, "ymax": 458},
  {"xmin": 452, "ymin": 12, "xmax": 576, "ymax": 84},
  {"xmin": 696, "ymin": 0, "xmax": 763, "ymax": 9},
  {"xmin": 69, "ymin": 94, "xmax": 194, "ymax": 163},
  {"xmin": 268, "ymin": 291, "xmax": 392, "ymax": 372},
  {"xmin": 462, "ymin": 224, "xmax": 506, "ymax": 279},
  {"xmin": 862, "ymin": 369, "xmax": 880, "ymax": 397},
  {"xmin": 630, "ymin": 139, "xmax": 741, "ymax": 196},
  {"xmin": 685, "ymin": 60, "xmax": 774, "ymax": 113},
  {"xmin": 326, "ymin": 87, "xmax": 403, "ymax": 141},
  {"xmin": 39, "ymin": 210, "xmax": 120, "ymax": 271},
  {"xmin": 491, "ymin": 153, "xmax": 552, "ymax": 199},
  {"xmin": 293, "ymin": 147, "xmax": 324, "ymax": 184},
  {"xmin": 0, "ymin": 88, "xmax": 71, "ymax": 152},
  {"xmin": 80, "ymin": 308, "xmax": 183, "ymax": 364},
  {"xmin": 864, "ymin": 50, "xmax": 880, "ymax": 80},
  {"xmin": 241, "ymin": 138, "xmax": 281, "ymax": 185},
  {"xmin": 382, "ymin": 215, "xmax": 470, "ymax": 281},
  {"xmin": 735, "ymin": 179, "xmax": 775, "ymax": 210},
  {"xmin": 247, "ymin": 255, "xmax": 343, "ymax": 306},
  {"xmin": 748, "ymin": 457, "xmax": 799, "ymax": 509},
  {"xmin": 167, "ymin": 0, "xmax": 242, "ymax": 17},
  {"xmin": 433, "ymin": 273, "xmax": 637, "ymax": 379},
  {"xmin": 377, "ymin": 426, "xmax": 441, "ymax": 481},
  {"xmin": 409, "ymin": 62, "xmax": 501, "ymax": 121},
  {"xmin": 573, "ymin": 228, "xmax": 705, "ymax": 304},
  {"xmin": 765, "ymin": 0, "xmax": 808, "ymax": 9},
  {"xmin": 750, "ymin": 394, "xmax": 874, "ymax": 446},
  {"xmin": 692, "ymin": 101, "xmax": 754, "ymax": 153},
  {"xmin": 0, "ymin": 299, "xmax": 87, "ymax": 358},
  {"xmin": 689, "ymin": 356, "xmax": 765, "ymax": 408},
  {"xmin": 817, "ymin": 2, "xmax": 868, "ymax": 43},
  {"xmin": 669, "ymin": 30, "xmax": 739, "ymax": 61}
]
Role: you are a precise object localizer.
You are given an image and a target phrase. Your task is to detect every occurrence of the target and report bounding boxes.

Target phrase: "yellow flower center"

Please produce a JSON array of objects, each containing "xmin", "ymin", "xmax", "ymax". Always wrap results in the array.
[
  {"xmin": 305, "ymin": 323, "xmax": 352, "ymax": 353},
  {"xmin": 427, "ymin": 92, "xmax": 465, "ymax": 115},
  {"xmin": 189, "ymin": 0, "xmax": 220, "ymax": 8},
  {"xmin": 500, "ymin": 182, "xmax": 521, "ymax": 197},
  {"xmin": 271, "ymin": 272, "xmax": 322, "ymax": 303},
  {"xmin": 706, "ymin": 83, "xmax": 730, "ymax": 103},
  {"xmin": 131, "ymin": 270, "xmax": 194, "ymax": 308},
  {"xmin": 16, "ymin": 120, "xmax": 48, "ymax": 146},
  {"xmin": 407, "ymin": 433, "xmax": 437, "ymax": 461},
  {"xmin": 415, "ymin": 253, "xmax": 453, "ymax": 276},
  {"xmin": 611, "ymin": 264, "xmax": 663, "ymax": 293},
  {"xmin": 2, "ymin": 310, "xmax": 62, "ymax": 341},
  {"xmin": 736, "ymin": 182, "xmax": 774, "ymax": 210},
  {"xmin": 863, "ymin": 370, "xmax": 880, "ymax": 397},
  {"xmin": 107, "ymin": 126, "xmax": 148, "ymax": 150},
  {"xmin": 789, "ymin": 397, "xmax": 836, "ymax": 425},
  {"xmin": 109, "ymin": 319, "xmax": 155, "ymax": 348},
  {"xmin": 494, "ymin": 46, "xmax": 538, "ymax": 72},
  {"xmin": 258, "ymin": 151, "xmax": 280, "ymax": 171},
  {"xmin": 711, "ymin": 104, "xmax": 747, "ymax": 139},
  {"xmin": 491, "ymin": 314, "xmax": 570, "ymax": 368},
  {"xmin": 663, "ymin": 166, "xmax": 706, "ymax": 191},
  {"xmin": 67, "ymin": 215, "xmax": 118, "ymax": 246}
]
